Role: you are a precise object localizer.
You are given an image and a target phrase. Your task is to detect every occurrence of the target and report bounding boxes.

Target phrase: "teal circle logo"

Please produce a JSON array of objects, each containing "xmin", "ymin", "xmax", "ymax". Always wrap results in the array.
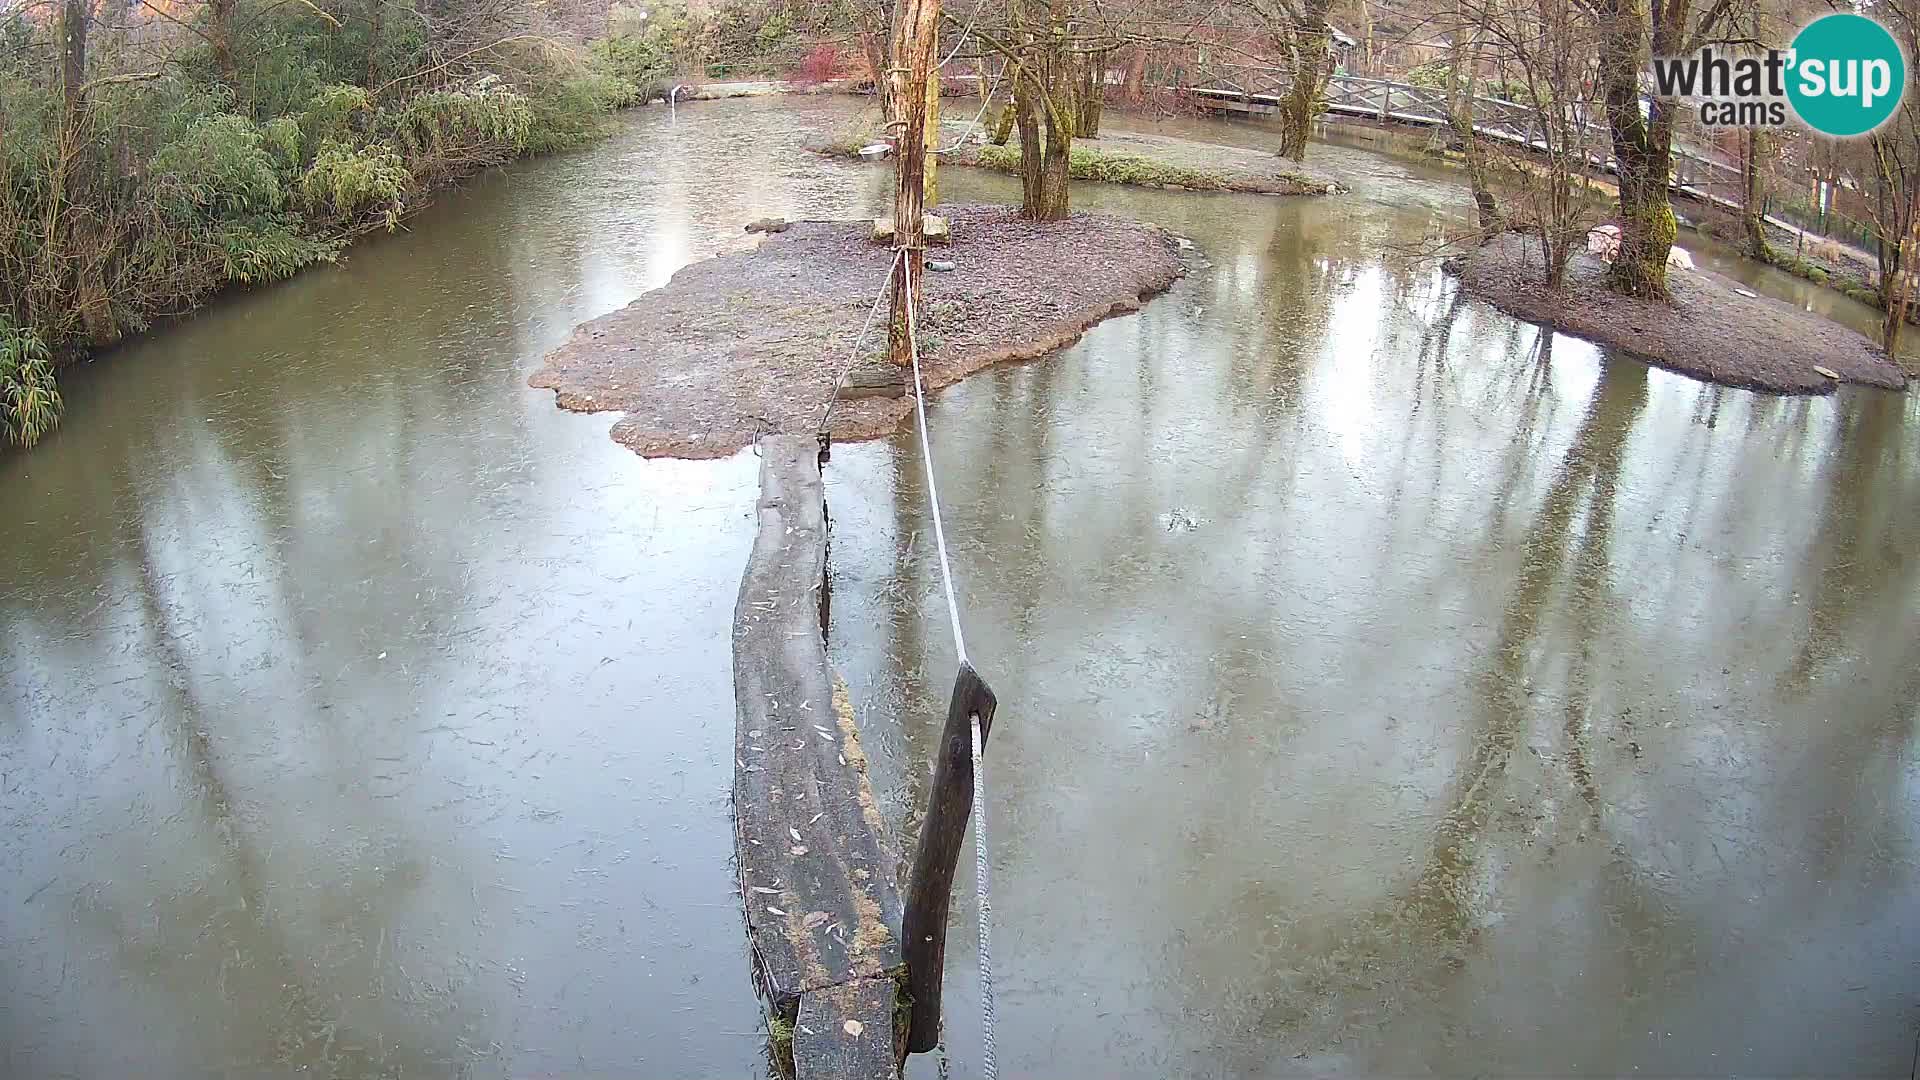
[{"xmin": 1786, "ymin": 14, "xmax": 1907, "ymax": 137}]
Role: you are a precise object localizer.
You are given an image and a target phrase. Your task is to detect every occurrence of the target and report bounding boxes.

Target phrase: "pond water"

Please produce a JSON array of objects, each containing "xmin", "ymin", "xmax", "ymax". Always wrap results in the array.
[{"xmin": 3, "ymin": 96, "xmax": 1915, "ymax": 1079}]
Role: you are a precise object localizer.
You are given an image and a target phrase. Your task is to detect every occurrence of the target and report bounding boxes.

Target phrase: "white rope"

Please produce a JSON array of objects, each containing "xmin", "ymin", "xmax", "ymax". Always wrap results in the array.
[
  {"xmin": 936, "ymin": 3, "xmax": 982, "ymax": 69},
  {"xmin": 969, "ymin": 711, "xmax": 997, "ymax": 1080},
  {"xmin": 901, "ymin": 253, "xmax": 994, "ymax": 1077},
  {"xmin": 901, "ymin": 258, "xmax": 969, "ymax": 665},
  {"xmin": 817, "ymin": 249, "xmax": 905, "ymax": 435},
  {"xmin": 934, "ymin": 62, "xmax": 1008, "ymax": 156}
]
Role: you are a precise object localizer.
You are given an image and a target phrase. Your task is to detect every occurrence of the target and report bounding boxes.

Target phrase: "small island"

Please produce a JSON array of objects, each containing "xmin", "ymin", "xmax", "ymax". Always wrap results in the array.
[
  {"xmin": 529, "ymin": 204, "xmax": 1184, "ymax": 457},
  {"xmin": 1447, "ymin": 232, "xmax": 1909, "ymax": 394}
]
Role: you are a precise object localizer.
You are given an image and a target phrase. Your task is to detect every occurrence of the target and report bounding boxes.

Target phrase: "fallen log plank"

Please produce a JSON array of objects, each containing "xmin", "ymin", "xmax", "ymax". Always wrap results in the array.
[{"xmin": 732, "ymin": 435, "xmax": 906, "ymax": 1052}]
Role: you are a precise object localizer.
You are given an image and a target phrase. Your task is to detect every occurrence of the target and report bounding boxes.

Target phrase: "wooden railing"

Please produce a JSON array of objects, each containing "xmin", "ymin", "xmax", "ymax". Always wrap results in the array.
[{"xmin": 1182, "ymin": 71, "xmax": 1746, "ymax": 209}]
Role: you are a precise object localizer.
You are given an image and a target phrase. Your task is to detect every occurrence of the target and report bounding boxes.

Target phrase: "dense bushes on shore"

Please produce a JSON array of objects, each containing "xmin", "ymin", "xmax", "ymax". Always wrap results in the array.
[
  {"xmin": 0, "ymin": 0, "xmax": 645, "ymax": 447},
  {"xmin": 0, "ymin": 0, "xmax": 870, "ymax": 448}
]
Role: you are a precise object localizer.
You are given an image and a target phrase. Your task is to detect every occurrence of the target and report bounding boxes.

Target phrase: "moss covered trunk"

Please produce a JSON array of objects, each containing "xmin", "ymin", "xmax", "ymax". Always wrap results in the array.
[
  {"xmin": 1013, "ymin": 68, "xmax": 1046, "ymax": 215},
  {"xmin": 1610, "ymin": 146, "xmax": 1678, "ymax": 299},
  {"xmin": 1036, "ymin": 115, "xmax": 1071, "ymax": 219},
  {"xmin": 1006, "ymin": 0, "xmax": 1072, "ymax": 220},
  {"xmin": 1274, "ymin": 0, "xmax": 1334, "ymax": 162},
  {"xmin": 1075, "ymin": 52, "xmax": 1104, "ymax": 138},
  {"xmin": 1013, "ymin": 84, "xmax": 1070, "ymax": 220},
  {"xmin": 990, "ymin": 101, "xmax": 1015, "ymax": 144},
  {"xmin": 860, "ymin": 28, "xmax": 894, "ymax": 124},
  {"xmin": 1446, "ymin": 22, "xmax": 1497, "ymax": 229},
  {"xmin": 1885, "ymin": 285, "xmax": 1908, "ymax": 361},
  {"xmin": 1869, "ymin": 126, "xmax": 1918, "ymax": 358},
  {"xmin": 1741, "ymin": 129, "xmax": 1770, "ymax": 261},
  {"xmin": 1879, "ymin": 212, "xmax": 1917, "ymax": 360},
  {"xmin": 1598, "ymin": 0, "xmax": 1675, "ymax": 299},
  {"xmin": 924, "ymin": 62, "xmax": 940, "ymax": 205}
]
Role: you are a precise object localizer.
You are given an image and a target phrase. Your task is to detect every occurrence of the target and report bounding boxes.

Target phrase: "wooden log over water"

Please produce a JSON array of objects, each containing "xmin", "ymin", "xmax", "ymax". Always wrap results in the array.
[
  {"xmin": 732, "ymin": 435, "xmax": 905, "ymax": 1076},
  {"xmin": 794, "ymin": 977, "xmax": 902, "ymax": 1080}
]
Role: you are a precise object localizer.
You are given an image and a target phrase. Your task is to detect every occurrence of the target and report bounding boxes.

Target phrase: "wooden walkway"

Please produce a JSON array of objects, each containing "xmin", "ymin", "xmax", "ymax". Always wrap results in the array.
[
  {"xmin": 1177, "ymin": 71, "xmax": 1868, "ymax": 248},
  {"xmin": 1185, "ymin": 74, "xmax": 1740, "ymax": 195},
  {"xmin": 1186, "ymin": 74, "xmax": 1877, "ymax": 263},
  {"xmin": 732, "ymin": 435, "xmax": 904, "ymax": 1080}
]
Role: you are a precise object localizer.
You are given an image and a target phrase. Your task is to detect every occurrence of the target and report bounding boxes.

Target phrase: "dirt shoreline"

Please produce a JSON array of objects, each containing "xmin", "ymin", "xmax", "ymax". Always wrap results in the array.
[
  {"xmin": 529, "ymin": 204, "xmax": 1184, "ymax": 458},
  {"xmin": 1445, "ymin": 232, "xmax": 1908, "ymax": 394}
]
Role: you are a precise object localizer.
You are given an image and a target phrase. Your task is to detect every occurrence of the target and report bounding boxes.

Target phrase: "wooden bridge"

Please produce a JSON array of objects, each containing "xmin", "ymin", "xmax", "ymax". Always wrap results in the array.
[{"xmin": 1182, "ymin": 70, "xmax": 1750, "ymax": 215}]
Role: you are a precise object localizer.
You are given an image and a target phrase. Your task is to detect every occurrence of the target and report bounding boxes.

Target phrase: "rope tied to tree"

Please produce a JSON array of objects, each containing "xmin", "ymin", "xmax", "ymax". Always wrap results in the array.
[
  {"xmin": 901, "ymin": 256, "xmax": 997, "ymax": 1078},
  {"xmin": 816, "ymin": 247, "xmax": 905, "ymax": 440}
]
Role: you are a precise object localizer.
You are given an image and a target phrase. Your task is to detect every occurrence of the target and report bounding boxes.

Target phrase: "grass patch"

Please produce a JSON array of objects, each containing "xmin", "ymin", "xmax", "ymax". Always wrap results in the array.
[
  {"xmin": 1841, "ymin": 283, "xmax": 1885, "ymax": 307},
  {"xmin": 1758, "ymin": 249, "xmax": 1820, "ymax": 278},
  {"xmin": 767, "ymin": 1011, "xmax": 796, "ymax": 1079},
  {"xmin": 972, "ymin": 142, "xmax": 1237, "ymax": 191}
]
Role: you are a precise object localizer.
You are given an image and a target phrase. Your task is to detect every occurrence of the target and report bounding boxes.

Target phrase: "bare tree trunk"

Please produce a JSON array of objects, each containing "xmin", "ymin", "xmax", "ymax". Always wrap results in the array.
[
  {"xmin": 1275, "ymin": 0, "xmax": 1333, "ymax": 162},
  {"xmin": 1123, "ymin": 47, "xmax": 1146, "ymax": 102},
  {"xmin": 1741, "ymin": 128, "xmax": 1770, "ymax": 261},
  {"xmin": 1006, "ymin": 0, "xmax": 1072, "ymax": 220},
  {"xmin": 209, "ymin": 0, "xmax": 239, "ymax": 92},
  {"xmin": 1038, "ymin": 95, "xmax": 1071, "ymax": 217},
  {"xmin": 58, "ymin": 0, "xmax": 86, "ymax": 117},
  {"xmin": 367, "ymin": 0, "xmax": 384, "ymax": 90},
  {"xmin": 1013, "ymin": 61, "xmax": 1045, "ymax": 210},
  {"xmin": 1883, "ymin": 222, "xmax": 1913, "ymax": 357},
  {"xmin": 54, "ymin": 0, "xmax": 113, "ymax": 343},
  {"xmin": 925, "ymin": 59, "xmax": 940, "ymax": 205},
  {"xmin": 1597, "ymin": 0, "xmax": 1675, "ymax": 299},
  {"xmin": 1871, "ymin": 134, "xmax": 1916, "ymax": 358},
  {"xmin": 1447, "ymin": 18, "xmax": 1497, "ymax": 229},
  {"xmin": 1075, "ymin": 49, "xmax": 1104, "ymax": 137},
  {"xmin": 990, "ymin": 98, "xmax": 1015, "ymax": 143},
  {"xmin": 1738, "ymin": 5, "xmax": 1769, "ymax": 262},
  {"xmin": 1358, "ymin": 0, "xmax": 1375, "ymax": 74},
  {"xmin": 860, "ymin": 28, "xmax": 894, "ymax": 122},
  {"xmin": 888, "ymin": 0, "xmax": 938, "ymax": 366}
]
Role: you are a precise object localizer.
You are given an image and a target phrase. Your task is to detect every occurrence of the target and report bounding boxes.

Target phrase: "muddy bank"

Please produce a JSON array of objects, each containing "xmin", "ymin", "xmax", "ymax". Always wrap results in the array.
[
  {"xmin": 1446, "ymin": 231, "xmax": 1908, "ymax": 393},
  {"xmin": 529, "ymin": 204, "xmax": 1183, "ymax": 458}
]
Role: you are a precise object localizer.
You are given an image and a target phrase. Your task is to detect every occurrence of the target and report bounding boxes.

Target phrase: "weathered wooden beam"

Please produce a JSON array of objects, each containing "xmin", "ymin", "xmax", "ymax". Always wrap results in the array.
[
  {"xmin": 901, "ymin": 661, "xmax": 998, "ymax": 1054},
  {"xmin": 794, "ymin": 977, "xmax": 902, "ymax": 1080},
  {"xmin": 887, "ymin": 0, "xmax": 939, "ymax": 367},
  {"xmin": 733, "ymin": 435, "xmax": 905, "ymax": 1020}
]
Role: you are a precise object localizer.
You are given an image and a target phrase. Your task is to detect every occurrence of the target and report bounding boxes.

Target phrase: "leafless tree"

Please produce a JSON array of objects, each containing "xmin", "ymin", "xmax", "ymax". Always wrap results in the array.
[
  {"xmin": 1863, "ymin": 0, "xmax": 1918, "ymax": 356},
  {"xmin": 1591, "ymin": 0, "xmax": 1748, "ymax": 299}
]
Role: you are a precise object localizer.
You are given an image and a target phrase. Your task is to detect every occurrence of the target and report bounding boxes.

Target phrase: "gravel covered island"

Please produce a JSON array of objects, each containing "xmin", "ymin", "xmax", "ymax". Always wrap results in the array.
[
  {"xmin": 1447, "ymin": 231, "xmax": 1909, "ymax": 394},
  {"xmin": 530, "ymin": 204, "xmax": 1185, "ymax": 458}
]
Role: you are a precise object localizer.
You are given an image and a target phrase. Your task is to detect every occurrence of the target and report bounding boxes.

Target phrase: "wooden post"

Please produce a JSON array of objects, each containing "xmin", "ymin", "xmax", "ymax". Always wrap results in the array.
[
  {"xmin": 888, "ymin": 0, "xmax": 939, "ymax": 367},
  {"xmin": 902, "ymin": 661, "xmax": 997, "ymax": 1054}
]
